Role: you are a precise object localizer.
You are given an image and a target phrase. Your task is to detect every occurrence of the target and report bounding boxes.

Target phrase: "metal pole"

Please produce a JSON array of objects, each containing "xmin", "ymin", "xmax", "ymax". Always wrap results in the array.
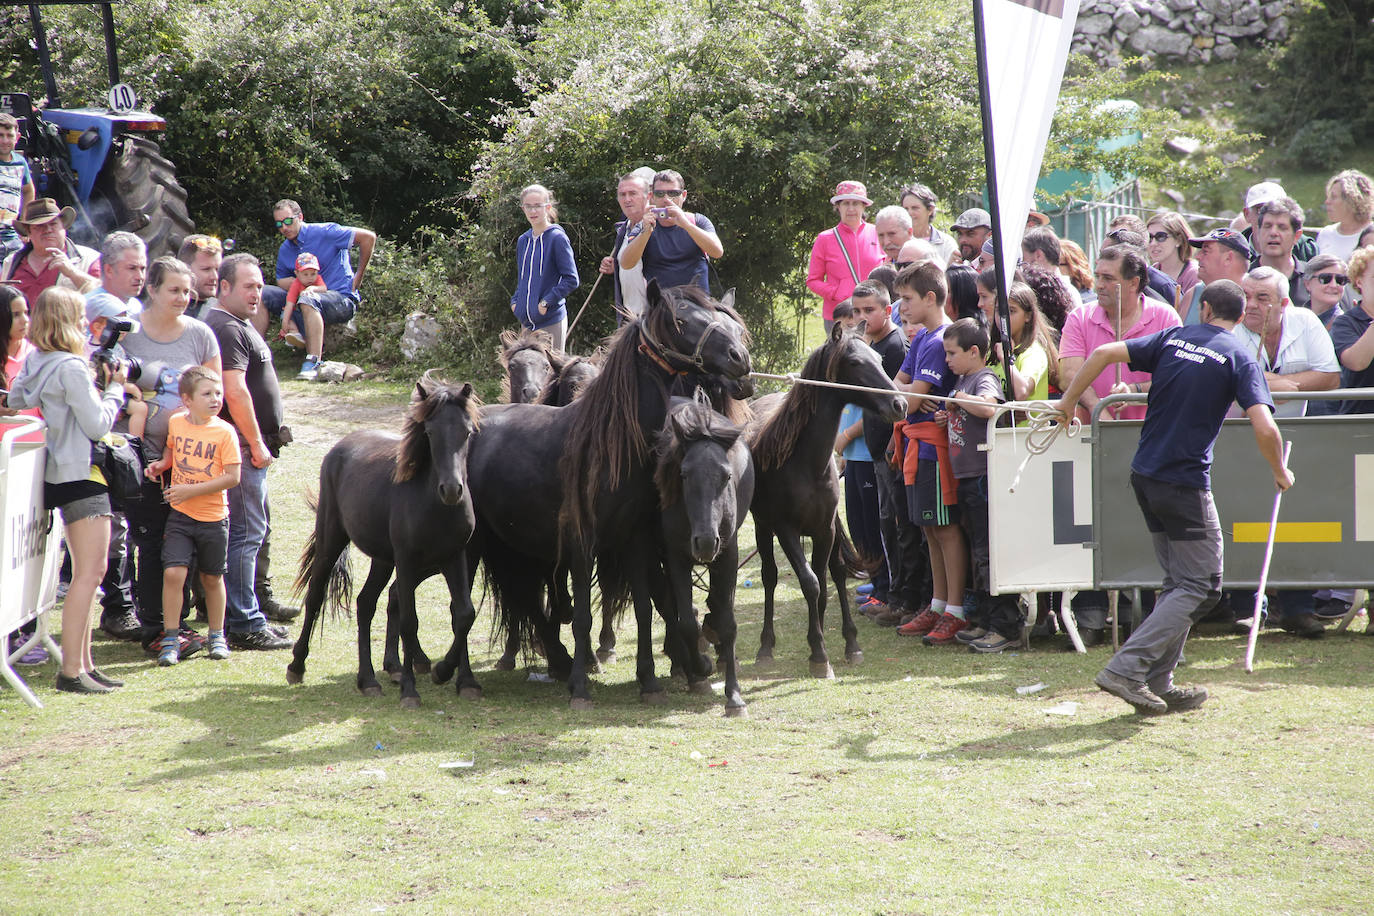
[
  {"xmin": 28, "ymin": 4, "xmax": 61, "ymax": 109},
  {"xmin": 101, "ymin": 2, "xmax": 120, "ymax": 88},
  {"xmin": 971, "ymin": 0, "xmax": 1015, "ymax": 405}
]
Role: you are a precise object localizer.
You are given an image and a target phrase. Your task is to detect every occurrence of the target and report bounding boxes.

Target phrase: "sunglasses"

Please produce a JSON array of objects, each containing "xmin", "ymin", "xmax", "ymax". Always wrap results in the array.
[
  {"xmin": 651, "ymin": 188, "xmax": 684, "ymax": 199},
  {"xmin": 274, "ymin": 217, "xmax": 297, "ymax": 228},
  {"xmin": 189, "ymin": 236, "xmax": 223, "ymax": 253},
  {"xmin": 1315, "ymin": 273, "xmax": 1349, "ymax": 285},
  {"xmin": 1148, "ymin": 231, "xmax": 1172, "ymax": 243}
]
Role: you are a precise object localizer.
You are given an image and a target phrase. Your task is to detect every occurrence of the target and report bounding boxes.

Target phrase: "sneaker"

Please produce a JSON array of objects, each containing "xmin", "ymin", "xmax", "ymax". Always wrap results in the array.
[
  {"xmin": 955, "ymin": 626, "xmax": 988, "ymax": 645},
  {"xmin": 283, "ymin": 328, "xmax": 306, "ymax": 350},
  {"xmin": 55, "ymin": 672, "xmax": 111, "ymax": 694},
  {"xmin": 158, "ymin": 640, "xmax": 180, "ymax": 667},
  {"xmin": 1230, "ymin": 615, "xmax": 1265, "ymax": 635},
  {"xmin": 228, "ymin": 627, "xmax": 294, "ymax": 651},
  {"xmin": 1094, "ymin": 668, "xmax": 1167, "ymax": 714},
  {"xmin": 12, "ymin": 636, "xmax": 49, "ymax": 666},
  {"xmin": 1281, "ymin": 615, "xmax": 1326, "ymax": 639},
  {"xmin": 99, "ymin": 609, "xmax": 143, "ymax": 641},
  {"xmin": 56, "ymin": 580, "xmax": 69, "ymax": 599},
  {"xmin": 257, "ymin": 589, "xmax": 301, "ymax": 622},
  {"xmin": 871, "ymin": 606, "xmax": 905, "ymax": 627},
  {"xmin": 859, "ymin": 596, "xmax": 887, "ymax": 614},
  {"xmin": 208, "ymin": 633, "xmax": 230, "ymax": 661},
  {"xmin": 1159, "ymin": 685, "xmax": 1208, "ymax": 712},
  {"xmin": 87, "ymin": 668, "xmax": 124, "ymax": 688},
  {"xmin": 970, "ymin": 631, "xmax": 1018, "ymax": 654},
  {"xmin": 297, "ymin": 357, "xmax": 320, "ymax": 381},
  {"xmin": 922, "ymin": 612, "xmax": 968, "ymax": 645},
  {"xmin": 141, "ymin": 629, "xmax": 205, "ymax": 660},
  {"xmin": 856, "ymin": 583, "xmax": 874, "ymax": 597},
  {"xmin": 897, "ymin": 608, "xmax": 942, "ymax": 637},
  {"xmin": 1312, "ymin": 598, "xmax": 1352, "ymax": 621}
]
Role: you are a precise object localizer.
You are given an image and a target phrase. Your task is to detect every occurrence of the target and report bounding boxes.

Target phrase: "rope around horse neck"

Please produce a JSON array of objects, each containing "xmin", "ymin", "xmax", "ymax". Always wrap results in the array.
[{"xmin": 747, "ymin": 371, "xmax": 1081, "ymax": 492}]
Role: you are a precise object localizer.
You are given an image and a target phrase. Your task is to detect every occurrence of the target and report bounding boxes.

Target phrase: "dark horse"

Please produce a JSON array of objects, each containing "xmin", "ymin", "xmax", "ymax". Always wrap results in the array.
[
  {"xmin": 499, "ymin": 327, "xmax": 561, "ymax": 405},
  {"xmin": 463, "ymin": 280, "xmax": 751, "ymax": 709},
  {"xmin": 653, "ymin": 396, "xmax": 754, "ymax": 716},
  {"xmin": 747, "ymin": 321, "xmax": 906, "ymax": 677},
  {"xmin": 287, "ymin": 375, "xmax": 482, "ymax": 707}
]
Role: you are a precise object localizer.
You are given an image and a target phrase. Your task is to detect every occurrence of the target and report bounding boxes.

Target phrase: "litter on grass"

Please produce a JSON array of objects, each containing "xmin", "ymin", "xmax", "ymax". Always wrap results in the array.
[
  {"xmin": 1044, "ymin": 701, "xmax": 1078, "ymax": 716},
  {"xmin": 1016, "ymin": 682, "xmax": 1048, "ymax": 695},
  {"xmin": 440, "ymin": 759, "xmax": 475, "ymax": 771},
  {"xmin": 527, "ymin": 672, "xmax": 555, "ymax": 683}
]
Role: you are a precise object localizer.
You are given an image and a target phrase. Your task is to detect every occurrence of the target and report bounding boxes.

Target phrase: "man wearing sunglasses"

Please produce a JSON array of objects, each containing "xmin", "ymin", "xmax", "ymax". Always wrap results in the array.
[
  {"xmin": 258, "ymin": 199, "xmax": 376, "ymax": 380},
  {"xmin": 618, "ymin": 170, "xmax": 723, "ymax": 292}
]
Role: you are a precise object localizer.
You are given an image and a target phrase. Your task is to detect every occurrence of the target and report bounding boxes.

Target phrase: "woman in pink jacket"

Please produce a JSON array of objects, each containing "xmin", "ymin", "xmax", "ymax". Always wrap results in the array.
[{"xmin": 807, "ymin": 180, "xmax": 885, "ymax": 331}]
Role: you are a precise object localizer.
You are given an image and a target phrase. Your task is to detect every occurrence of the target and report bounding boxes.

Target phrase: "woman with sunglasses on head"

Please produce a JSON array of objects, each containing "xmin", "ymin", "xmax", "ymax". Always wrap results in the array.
[{"xmin": 1146, "ymin": 211, "xmax": 1198, "ymax": 307}]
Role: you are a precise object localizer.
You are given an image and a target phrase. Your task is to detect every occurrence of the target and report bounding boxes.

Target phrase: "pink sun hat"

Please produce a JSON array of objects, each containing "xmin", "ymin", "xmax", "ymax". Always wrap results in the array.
[{"xmin": 830, "ymin": 180, "xmax": 873, "ymax": 207}]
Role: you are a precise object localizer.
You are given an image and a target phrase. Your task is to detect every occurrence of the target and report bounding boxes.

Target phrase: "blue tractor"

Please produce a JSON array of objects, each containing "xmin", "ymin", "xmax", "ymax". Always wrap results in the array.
[{"xmin": 2, "ymin": 0, "xmax": 194, "ymax": 257}]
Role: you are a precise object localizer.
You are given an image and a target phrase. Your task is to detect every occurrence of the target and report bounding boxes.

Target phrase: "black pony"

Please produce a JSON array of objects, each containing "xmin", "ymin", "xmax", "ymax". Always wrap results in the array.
[
  {"xmin": 499, "ymin": 327, "xmax": 562, "ymax": 405},
  {"xmin": 462, "ymin": 280, "xmax": 751, "ymax": 708},
  {"xmin": 287, "ymin": 374, "xmax": 482, "ymax": 707},
  {"xmin": 747, "ymin": 321, "xmax": 905, "ymax": 677},
  {"xmin": 653, "ymin": 395, "xmax": 754, "ymax": 715}
]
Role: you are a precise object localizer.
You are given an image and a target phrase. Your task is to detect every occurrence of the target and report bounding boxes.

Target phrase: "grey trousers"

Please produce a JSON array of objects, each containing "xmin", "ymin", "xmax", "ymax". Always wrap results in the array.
[{"xmin": 1106, "ymin": 474, "xmax": 1223, "ymax": 694}]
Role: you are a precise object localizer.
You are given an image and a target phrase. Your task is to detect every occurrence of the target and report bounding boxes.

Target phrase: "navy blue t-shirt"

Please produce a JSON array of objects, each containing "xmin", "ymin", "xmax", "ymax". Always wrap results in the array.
[
  {"xmin": 898, "ymin": 323, "xmax": 954, "ymax": 460},
  {"xmin": 1126, "ymin": 323, "xmax": 1273, "ymax": 489},
  {"xmin": 1330, "ymin": 306, "xmax": 1374, "ymax": 415},
  {"xmin": 642, "ymin": 213, "xmax": 715, "ymax": 291}
]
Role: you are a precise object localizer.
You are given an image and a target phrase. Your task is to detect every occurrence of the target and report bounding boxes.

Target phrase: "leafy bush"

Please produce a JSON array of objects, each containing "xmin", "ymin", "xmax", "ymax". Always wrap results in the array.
[{"xmin": 1284, "ymin": 118, "xmax": 1356, "ymax": 171}]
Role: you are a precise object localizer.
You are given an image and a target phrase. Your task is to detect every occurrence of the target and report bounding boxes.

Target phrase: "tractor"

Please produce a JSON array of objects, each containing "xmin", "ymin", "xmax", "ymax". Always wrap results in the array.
[{"xmin": 2, "ymin": 0, "xmax": 194, "ymax": 257}]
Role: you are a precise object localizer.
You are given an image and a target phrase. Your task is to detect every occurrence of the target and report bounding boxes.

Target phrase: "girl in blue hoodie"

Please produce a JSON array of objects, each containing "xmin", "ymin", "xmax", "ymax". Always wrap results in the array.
[{"xmin": 511, "ymin": 185, "xmax": 579, "ymax": 351}]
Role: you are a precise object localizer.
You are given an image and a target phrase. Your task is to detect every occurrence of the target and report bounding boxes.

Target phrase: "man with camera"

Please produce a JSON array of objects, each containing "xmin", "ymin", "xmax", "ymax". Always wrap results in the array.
[
  {"xmin": 618, "ymin": 170, "xmax": 723, "ymax": 292},
  {"xmin": 204, "ymin": 253, "xmax": 296, "ymax": 645}
]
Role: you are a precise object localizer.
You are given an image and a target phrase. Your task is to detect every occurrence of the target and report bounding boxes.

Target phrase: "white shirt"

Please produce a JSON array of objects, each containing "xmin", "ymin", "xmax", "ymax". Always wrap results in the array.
[
  {"xmin": 1316, "ymin": 223, "xmax": 1365, "ymax": 262},
  {"xmin": 1230, "ymin": 304, "xmax": 1339, "ymax": 417}
]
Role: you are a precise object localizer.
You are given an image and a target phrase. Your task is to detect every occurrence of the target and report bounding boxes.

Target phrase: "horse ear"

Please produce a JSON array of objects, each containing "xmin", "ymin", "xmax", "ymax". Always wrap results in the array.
[
  {"xmin": 414, "ymin": 377, "xmax": 432, "ymax": 402},
  {"xmin": 645, "ymin": 278, "xmax": 663, "ymax": 310},
  {"xmin": 856, "ymin": 318, "xmax": 869, "ymax": 336},
  {"xmin": 459, "ymin": 382, "xmax": 473, "ymax": 400},
  {"xmin": 719, "ymin": 288, "xmax": 736, "ymax": 310},
  {"xmin": 829, "ymin": 319, "xmax": 847, "ymax": 344}
]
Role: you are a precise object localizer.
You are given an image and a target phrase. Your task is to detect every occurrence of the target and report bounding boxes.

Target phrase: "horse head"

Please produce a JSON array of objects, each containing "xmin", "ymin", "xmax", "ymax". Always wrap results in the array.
[
  {"xmin": 499, "ymin": 327, "xmax": 557, "ymax": 404},
  {"xmin": 641, "ymin": 280, "xmax": 751, "ymax": 381},
  {"xmin": 398, "ymin": 373, "xmax": 482, "ymax": 507},
  {"xmin": 826, "ymin": 320, "xmax": 905, "ymax": 421},
  {"xmin": 657, "ymin": 395, "xmax": 746, "ymax": 564}
]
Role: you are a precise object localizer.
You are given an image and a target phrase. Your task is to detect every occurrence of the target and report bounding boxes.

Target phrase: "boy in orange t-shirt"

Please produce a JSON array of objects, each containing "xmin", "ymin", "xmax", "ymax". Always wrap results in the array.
[{"xmin": 145, "ymin": 367, "xmax": 241, "ymax": 666}]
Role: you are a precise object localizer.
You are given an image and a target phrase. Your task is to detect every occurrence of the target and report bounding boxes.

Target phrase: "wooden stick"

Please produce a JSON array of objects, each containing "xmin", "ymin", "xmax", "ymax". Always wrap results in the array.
[
  {"xmin": 1244, "ymin": 440, "xmax": 1293, "ymax": 673},
  {"xmin": 564, "ymin": 269, "xmax": 606, "ymax": 344}
]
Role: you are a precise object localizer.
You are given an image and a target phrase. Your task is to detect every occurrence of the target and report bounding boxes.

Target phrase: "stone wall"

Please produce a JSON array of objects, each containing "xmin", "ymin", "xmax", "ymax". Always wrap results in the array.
[{"xmin": 1073, "ymin": 0, "xmax": 1295, "ymax": 66}]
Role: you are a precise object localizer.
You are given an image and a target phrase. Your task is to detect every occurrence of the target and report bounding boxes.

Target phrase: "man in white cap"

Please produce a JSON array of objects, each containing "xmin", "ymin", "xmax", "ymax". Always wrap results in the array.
[
  {"xmin": 1235, "ymin": 180, "xmax": 1318, "ymax": 262},
  {"xmin": 0, "ymin": 197, "xmax": 101, "ymax": 301},
  {"xmin": 951, "ymin": 208, "xmax": 992, "ymax": 264}
]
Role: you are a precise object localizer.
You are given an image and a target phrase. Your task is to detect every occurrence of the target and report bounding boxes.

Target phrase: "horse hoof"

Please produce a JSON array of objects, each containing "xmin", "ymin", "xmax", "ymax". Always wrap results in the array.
[
  {"xmin": 701, "ymin": 623, "xmax": 720, "ymax": 647},
  {"xmin": 389, "ymin": 670, "xmax": 403, "ymax": 684},
  {"xmin": 595, "ymin": 648, "xmax": 616, "ymax": 665},
  {"xmin": 285, "ymin": 667, "xmax": 303, "ymax": 685},
  {"xmin": 640, "ymin": 691, "xmax": 668, "ymax": 706},
  {"xmin": 493, "ymin": 656, "xmax": 516, "ymax": 671},
  {"xmin": 810, "ymin": 661, "xmax": 835, "ymax": 679},
  {"xmin": 688, "ymin": 680, "xmax": 714, "ymax": 696},
  {"xmin": 400, "ymin": 696, "xmax": 421, "ymax": 709},
  {"xmin": 431, "ymin": 663, "xmax": 454, "ymax": 685},
  {"xmin": 846, "ymin": 650, "xmax": 864, "ymax": 665},
  {"xmin": 459, "ymin": 686, "xmax": 483, "ymax": 701},
  {"xmin": 413, "ymin": 659, "xmax": 431, "ymax": 676},
  {"xmin": 569, "ymin": 697, "xmax": 594, "ymax": 711},
  {"xmin": 696, "ymin": 655, "xmax": 715, "ymax": 677},
  {"xmin": 585, "ymin": 657, "xmax": 602, "ymax": 675},
  {"xmin": 723, "ymin": 704, "xmax": 748, "ymax": 719},
  {"xmin": 754, "ymin": 654, "xmax": 775, "ymax": 670}
]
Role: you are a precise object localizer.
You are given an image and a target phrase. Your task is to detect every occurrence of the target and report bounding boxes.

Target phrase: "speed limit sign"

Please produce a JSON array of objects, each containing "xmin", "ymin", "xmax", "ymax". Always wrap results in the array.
[{"xmin": 107, "ymin": 83, "xmax": 136, "ymax": 114}]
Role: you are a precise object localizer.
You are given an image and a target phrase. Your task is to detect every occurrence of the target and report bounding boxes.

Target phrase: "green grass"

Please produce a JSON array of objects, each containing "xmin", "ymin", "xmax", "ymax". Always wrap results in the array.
[{"xmin": 4, "ymin": 378, "xmax": 1374, "ymax": 913}]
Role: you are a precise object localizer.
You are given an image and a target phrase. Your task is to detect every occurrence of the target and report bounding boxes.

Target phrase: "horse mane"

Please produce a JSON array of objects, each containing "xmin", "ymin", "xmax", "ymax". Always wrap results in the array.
[
  {"xmin": 498, "ymin": 327, "xmax": 565, "ymax": 403},
  {"xmin": 749, "ymin": 332, "xmax": 848, "ymax": 472},
  {"xmin": 654, "ymin": 398, "xmax": 742, "ymax": 508},
  {"xmin": 394, "ymin": 371, "xmax": 482, "ymax": 484}
]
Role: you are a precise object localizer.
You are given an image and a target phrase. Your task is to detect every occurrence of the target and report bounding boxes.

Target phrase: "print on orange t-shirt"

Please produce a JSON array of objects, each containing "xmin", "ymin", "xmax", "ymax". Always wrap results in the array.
[{"xmin": 165, "ymin": 413, "xmax": 240, "ymax": 522}]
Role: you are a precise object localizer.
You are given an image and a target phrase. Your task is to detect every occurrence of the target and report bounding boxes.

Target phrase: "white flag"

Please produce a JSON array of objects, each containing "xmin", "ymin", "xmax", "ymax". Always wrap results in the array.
[{"xmin": 979, "ymin": 0, "xmax": 1080, "ymax": 291}]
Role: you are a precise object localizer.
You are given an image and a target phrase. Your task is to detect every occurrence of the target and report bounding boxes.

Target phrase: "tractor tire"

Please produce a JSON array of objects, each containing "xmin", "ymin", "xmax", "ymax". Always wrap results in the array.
[{"xmin": 88, "ymin": 136, "xmax": 195, "ymax": 259}]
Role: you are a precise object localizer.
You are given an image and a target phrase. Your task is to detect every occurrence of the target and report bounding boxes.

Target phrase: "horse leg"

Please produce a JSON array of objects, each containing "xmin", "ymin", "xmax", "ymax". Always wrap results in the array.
[
  {"xmin": 778, "ymin": 527, "xmax": 830, "ymax": 679},
  {"xmin": 439, "ymin": 556, "xmax": 482, "ymax": 700},
  {"xmin": 392, "ymin": 568, "xmax": 424, "ymax": 709},
  {"xmin": 630, "ymin": 556, "xmax": 667, "ymax": 703},
  {"xmin": 541, "ymin": 572, "xmax": 574, "ymax": 681},
  {"xmin": 597, "ymin": 605, "xmax": 618, "ymax": 665},
  {"xmin": 383, "ymin": 583, "xmax": 431, "ymax": 680},
  {"xmin": 754, "ymin": 522, "xmax": 779, "ymax": 667},
  {"xmin": 709, "ymin": 542, "xmax": 745, "ymax": 716},
  {"xmin": 566, "ymin": 559, "xmax": 596, "ymax": 709},
  {"xmin": 355, "ymin": 560, "xmax": 393, "ymax": 696},
  {"xmin": 494, "ymin": 626, "xmax": 521, "ymax": 671},
  {"xmin": 829, "ymin": 532, "xmax": 862, "ymax": 665},
  {"xmin": 286, "ymin": 521, "xmax": 348, "ymax": 685},
  {"xmin": 666, "ymin": 553, "xmax": 714, "ymax": 698}
]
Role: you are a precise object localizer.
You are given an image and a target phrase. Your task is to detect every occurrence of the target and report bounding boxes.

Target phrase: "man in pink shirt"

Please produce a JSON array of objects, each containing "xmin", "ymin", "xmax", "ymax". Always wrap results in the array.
[
  {"xmin": 1059, "ymin": 245, "xmax": 1182, "ymax": 423},
  {"xmin": 806, "ymin": 180, "xmax": 885, "ymax": 331}
]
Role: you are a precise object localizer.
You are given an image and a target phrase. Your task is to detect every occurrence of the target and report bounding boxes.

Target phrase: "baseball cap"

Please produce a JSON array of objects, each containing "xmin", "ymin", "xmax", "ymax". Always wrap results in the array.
[
  {"xmin": 1244, "ymin": 181, "xmax": 1287, "ymax": 211},
  {"xmin": 295, "ymin": 252, "xmax": 321, "ymax": 272},
  {"xmin": 1188, "ymin": 227, "xmax": 1255, "ymax": 260},
  {"xmin": 85, "ymin": 291, "xmax": 139, "ymax": 325},
  {"xmin": 953, "ymin": 208, "xmax": 992, "ymax": 230}
]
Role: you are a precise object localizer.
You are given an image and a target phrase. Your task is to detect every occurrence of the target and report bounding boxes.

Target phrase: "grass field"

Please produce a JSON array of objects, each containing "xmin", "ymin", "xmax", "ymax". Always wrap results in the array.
[{"xmin": 4, "ymin": 376, "xmax": 1374, "ymax": 914}]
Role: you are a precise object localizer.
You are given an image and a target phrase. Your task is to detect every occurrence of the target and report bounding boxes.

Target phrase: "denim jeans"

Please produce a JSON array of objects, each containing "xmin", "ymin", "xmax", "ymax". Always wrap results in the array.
[{"xmin": 226, "ymin": 451, "xmax": 270, "ymax": 634}]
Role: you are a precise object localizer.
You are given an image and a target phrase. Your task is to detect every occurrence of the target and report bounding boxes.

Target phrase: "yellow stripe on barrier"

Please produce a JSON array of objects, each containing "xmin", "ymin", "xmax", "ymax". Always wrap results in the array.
[{"xmin": 1232, "ymin": 522, "xmax": 1343, "ymax": 543}]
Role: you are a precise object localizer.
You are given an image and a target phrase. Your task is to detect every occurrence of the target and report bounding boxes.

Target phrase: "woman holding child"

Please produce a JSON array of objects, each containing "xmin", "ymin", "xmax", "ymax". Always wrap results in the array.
[{"xmin": 4, "ymin": 287, "xmax": 127, "ymax": 693}]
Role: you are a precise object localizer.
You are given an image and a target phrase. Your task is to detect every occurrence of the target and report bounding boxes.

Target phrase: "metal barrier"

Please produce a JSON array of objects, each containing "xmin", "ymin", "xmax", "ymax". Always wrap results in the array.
[{"xmin": 1, "ymin": 416, "xmax": 62, "ymax": 709}]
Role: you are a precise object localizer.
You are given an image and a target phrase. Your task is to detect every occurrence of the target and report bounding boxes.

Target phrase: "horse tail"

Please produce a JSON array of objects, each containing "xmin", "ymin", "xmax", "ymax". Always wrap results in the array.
[
  {"xmin": 325, "ymin": 546, "xmax": 354, "ymax": 622},
  {"xmin": 593, "ymin": 550, "xmax": 634, "ymax": 626},
  {"xmin": 831, "ymin": 516, "xmax": 873, "ymax": 580},
  {"xmin": 291, "ymin": 492, "xmax": 320, "ymax": 601},
  {"xmin": 475, "ymin": 530, "xmax": 543, "ymax": 660}
]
